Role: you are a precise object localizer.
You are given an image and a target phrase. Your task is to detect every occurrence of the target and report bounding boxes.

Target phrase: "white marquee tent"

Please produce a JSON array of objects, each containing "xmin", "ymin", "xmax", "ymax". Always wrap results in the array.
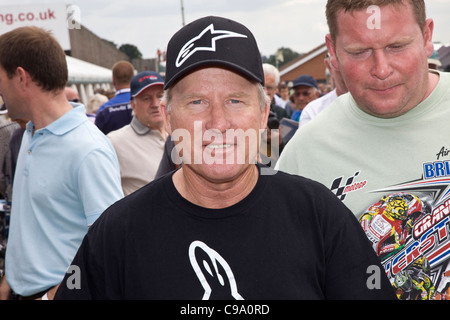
[{"xmin": 66, "ymin": 55, "xmax": 113, "ymax": 105}]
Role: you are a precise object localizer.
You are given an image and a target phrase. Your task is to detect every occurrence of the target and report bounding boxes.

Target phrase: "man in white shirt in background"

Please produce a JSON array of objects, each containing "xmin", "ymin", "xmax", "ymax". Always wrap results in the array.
[{"xmin": 298, "ymin": 53, "xmax": 347, "ymax": 127}]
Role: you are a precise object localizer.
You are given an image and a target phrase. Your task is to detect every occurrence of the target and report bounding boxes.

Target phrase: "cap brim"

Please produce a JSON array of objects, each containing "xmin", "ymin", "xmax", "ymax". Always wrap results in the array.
[
  {"xmin": 164, "ymin": 60, "xmax": 264, "ymax": 90},
  {"xmin": 132, "ymin": 82, "xmax": 164, "ymax": 98},
  {"xmin": 293, "ymin": 82, "xmax": 315, "ymax": 88}
]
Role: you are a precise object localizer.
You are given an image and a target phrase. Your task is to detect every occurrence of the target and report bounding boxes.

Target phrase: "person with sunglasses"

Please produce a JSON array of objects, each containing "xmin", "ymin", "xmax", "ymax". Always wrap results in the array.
[{"xmin": 290, "ymin": 75, "xmax": 320, "ymax": 122}]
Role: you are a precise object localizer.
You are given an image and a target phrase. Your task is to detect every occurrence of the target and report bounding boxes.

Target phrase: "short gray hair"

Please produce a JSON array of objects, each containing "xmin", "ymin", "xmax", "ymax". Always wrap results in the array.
[{"xmin": 262, "ymin": 63, "xmax": 280, "ymax": 87}]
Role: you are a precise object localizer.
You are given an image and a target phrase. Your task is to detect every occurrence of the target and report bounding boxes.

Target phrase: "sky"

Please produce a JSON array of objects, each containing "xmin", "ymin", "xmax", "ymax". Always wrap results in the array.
[{"xmin": 2, "ymin": 0, "xmax": 450, "ymax": 59}]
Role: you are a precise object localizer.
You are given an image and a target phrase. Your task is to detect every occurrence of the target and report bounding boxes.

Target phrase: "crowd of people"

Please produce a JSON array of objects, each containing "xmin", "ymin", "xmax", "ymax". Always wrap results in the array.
[{"xmin": 0, "ymin": 0, "xmax": 449, "ymax": 302}]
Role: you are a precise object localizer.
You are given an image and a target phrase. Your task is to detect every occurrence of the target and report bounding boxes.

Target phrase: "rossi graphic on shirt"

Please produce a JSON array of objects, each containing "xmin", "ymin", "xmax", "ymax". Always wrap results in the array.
[{"xmin": 358, "ymin": 183, "xmax": 450, "ymax": 300}]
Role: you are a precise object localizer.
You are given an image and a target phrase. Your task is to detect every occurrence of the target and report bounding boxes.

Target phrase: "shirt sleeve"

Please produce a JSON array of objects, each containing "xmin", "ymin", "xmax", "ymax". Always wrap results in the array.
[
  {"xmin": 318, "ymin": 190, "xmax": 397, "ymax": 300},
  {"xmin": 77, "ymin": 148, "xmax": 124, "ymax": 226},
  {"xmin": 54, "ymin": 199, "xmax": 126, "ymax": 300}
]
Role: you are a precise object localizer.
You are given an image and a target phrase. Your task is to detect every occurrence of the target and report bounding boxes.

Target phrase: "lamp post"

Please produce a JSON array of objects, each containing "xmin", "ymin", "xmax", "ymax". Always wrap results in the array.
[{"xmin": 180, "ymin": 0, "xmax": 185, "ymax": 26}]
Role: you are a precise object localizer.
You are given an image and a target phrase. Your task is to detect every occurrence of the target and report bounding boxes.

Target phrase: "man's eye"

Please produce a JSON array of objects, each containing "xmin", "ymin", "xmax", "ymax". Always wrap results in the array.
[
  {"xmin": 188, "ymin": 99, "xmax": 209, "ymax": 112},
  {"xmin": 351, "ymin": 50, "xmax": 367, "ymax": 56},
  {"xmin": 387, "ymin": 44, "xmax": 406, "ymax": 52},
  {"xmin": 348, "ymin": 49, "xmax": 372, "ymax": 59}
]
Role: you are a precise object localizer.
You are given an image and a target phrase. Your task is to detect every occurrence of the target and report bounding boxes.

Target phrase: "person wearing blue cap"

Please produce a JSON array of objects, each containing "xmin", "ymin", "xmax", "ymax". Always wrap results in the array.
[
  {"xmin": 290, "ymin": 74, "xmax": 320, "ymax": 122},
  {"xmin": 107, "ymin": 71, "xmax": 167, "ymax": 196}
]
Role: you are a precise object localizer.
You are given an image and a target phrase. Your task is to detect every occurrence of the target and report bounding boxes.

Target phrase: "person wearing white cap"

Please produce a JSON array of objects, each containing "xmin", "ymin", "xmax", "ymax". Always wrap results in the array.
[{"xmin": 107, "ymin": 71, "xmax": 167, "ymax": 196}]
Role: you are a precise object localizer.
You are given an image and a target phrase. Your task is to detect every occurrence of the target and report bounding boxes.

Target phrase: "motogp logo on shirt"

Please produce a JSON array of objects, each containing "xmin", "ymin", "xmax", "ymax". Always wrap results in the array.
[{"xmin": 330, "ymin": 171, "xmax": 368, "ymax": 201}]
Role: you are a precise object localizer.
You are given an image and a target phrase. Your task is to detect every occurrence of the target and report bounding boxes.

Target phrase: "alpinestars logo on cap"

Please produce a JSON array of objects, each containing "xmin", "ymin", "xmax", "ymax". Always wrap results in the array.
[{"xmin": 176, "ymin": 23, "xmax": 248, "ymax": 68}]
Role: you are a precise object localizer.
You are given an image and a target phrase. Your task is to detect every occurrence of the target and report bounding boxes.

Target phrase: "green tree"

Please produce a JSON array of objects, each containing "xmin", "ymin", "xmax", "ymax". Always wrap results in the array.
[
  {"xmin": 119, "ymin": 44, "xmax": 143, "ymax": 60},
  {"xmin": 263, "ymin": 47, "xmax": 301, "ymax": 68}
]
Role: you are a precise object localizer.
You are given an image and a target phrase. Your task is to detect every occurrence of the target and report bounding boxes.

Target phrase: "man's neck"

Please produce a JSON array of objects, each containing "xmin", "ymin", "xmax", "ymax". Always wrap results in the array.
[
  {"xmin": 172, "ymin": 164, "xmax": 259, "ymax": 209},
  {"xmin": 30, "ymin": 91, "xmax": 73, "ymax": 130}
]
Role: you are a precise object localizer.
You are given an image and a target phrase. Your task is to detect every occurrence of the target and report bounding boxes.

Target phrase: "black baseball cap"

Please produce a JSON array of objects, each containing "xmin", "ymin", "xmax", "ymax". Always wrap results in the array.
[{"xmin": 164, "ymin": 16, "xmax": 264, "ymax": 89}]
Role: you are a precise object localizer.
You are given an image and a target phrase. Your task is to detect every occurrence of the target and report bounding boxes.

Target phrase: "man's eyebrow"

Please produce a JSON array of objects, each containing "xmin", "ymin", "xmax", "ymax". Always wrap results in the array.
[
  {"xmin": 226, "ymin": 91, "xmax": 251, "ymax": 98},
  {"xmin": 180, "ymin": 93, "xmax": 205, "ymax": 100},
  {"xmin": 180, "ymin": 91, "xmax": 251, "ymax": 99},
  {"xmin": 343, "ymin": 36, "xmax": 414, "ymax": 52}
]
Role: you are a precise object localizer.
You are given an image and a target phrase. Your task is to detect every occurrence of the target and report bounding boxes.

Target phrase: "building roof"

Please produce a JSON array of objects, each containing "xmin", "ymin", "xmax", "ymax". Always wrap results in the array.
[
  {"xmin": 66, "ymin": 55, "xmax": 112, "ymax": 84},
  {"xmin": 279, "ymin": 43, "xmax": 328, "ymax": 78}
]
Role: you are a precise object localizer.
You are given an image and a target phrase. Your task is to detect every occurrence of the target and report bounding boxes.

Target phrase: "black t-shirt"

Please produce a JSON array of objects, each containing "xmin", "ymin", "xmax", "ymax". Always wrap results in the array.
[{"xmin": 55, "ymin": 165, "xmax": 396, "ymax": 300}]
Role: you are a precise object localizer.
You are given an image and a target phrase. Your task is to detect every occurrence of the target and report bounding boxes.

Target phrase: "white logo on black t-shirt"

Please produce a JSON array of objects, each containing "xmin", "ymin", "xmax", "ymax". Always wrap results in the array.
[{"xmin": 189, "ymin": 240, "xmax": 244, "ymax": 300}]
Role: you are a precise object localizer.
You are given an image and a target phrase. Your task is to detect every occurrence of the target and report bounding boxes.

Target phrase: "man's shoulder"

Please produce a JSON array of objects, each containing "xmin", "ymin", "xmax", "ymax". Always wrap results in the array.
[
  {"xmin": 300, "ymin": 93, "xmax": 349, "ymax": 129},
  {"xmin": 265, "ymin": 166, "xmax": 326, "ymax": 191},
  {"xmin": 97, "ymin": 173, "xmax": 172, "ymax": 222},
  {"xmin": 99, "ymin": 102, "xmax": 132, "ymax": 114},
  {"xmin": 99, "ymin": 92, "xmax": 130, "ymax": 109},
  {"xmin": 107, "ymin": 124, "xmax": 132, "ymax": 138},
  {"xmin": 95, "ymin": 102, "xmax": 133, "ymax": 124}
]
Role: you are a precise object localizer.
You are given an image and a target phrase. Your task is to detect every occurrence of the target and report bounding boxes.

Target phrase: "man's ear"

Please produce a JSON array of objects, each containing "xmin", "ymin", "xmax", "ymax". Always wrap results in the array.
[
  {"xmin": 423, "ymin": 18, "xmax": 435, "ymax": 58},
  {"xmin": 16, "ymin": 67, "xmax": 31, "ymax": 88},
  {"xmin": 130, "ymin": 98, "xmax": 136, "ymax": 113},
  {"xmin": 325, "ymin": 34, "xmax": 339, "ymax": 71},
  {"xmin": 160, "ymin": 99, "xmax": 172, "ymax": 135},
  {"xmin": 261, "ymin": 95, "xmax": 270, "ymax": 130}
]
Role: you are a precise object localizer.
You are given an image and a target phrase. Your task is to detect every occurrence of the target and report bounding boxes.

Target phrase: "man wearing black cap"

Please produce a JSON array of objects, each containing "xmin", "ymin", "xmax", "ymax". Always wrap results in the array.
[
  {"xmin": 55, "ymin": 16, "xmax": 395, "ymax": 301},
  {"xmin": 290, "ymin": 74, "xmax": 320, "ymax": 122},
  {"xmin": 107, "ymin": 71, "xmax": 167, "ymax": 196}
]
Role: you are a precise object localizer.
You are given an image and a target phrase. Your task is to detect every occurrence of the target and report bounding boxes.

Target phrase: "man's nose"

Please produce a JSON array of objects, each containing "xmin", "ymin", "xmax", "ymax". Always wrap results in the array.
[
  {"xmin": 205, "ymin": 104, "xmax": 231, "ymax": 132},
  {"xmin": 371, "ymin": 50, "xmax": 393, "ymax": 80}
]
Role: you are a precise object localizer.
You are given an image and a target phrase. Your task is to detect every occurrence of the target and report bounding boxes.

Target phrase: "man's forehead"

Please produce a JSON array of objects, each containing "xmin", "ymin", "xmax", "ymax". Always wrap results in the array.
[{"xmin": 173, "ymin": 66, "xmax": 257, "ymax": 86}]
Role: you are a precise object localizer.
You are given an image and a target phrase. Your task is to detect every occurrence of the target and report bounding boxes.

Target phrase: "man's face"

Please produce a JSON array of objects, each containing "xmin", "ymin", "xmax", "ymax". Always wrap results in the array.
[
  {"xmin": 293, "ymin": 85, "xmax": 318, "ymax": 110},
  {"xmin": 264, "ymin": 73, "xmax": 277, "ymax": 102},
  {"xmin": 131, "ymin": 85, "xmax": 165, "ymax": 130},
  {"xmin": 279, "ymin": 87, "xmax": 289, "ymax": 100},
  {"xmin": 162, "ymin": 67, "xmax": 269, "ymax": 183},
  {"xmin": 0, "ymin": 66, "xmax": 24, "ymax": 119},
  {"xmin": 327, "ymin": 2, "xmax": 435, "ymax": 118}
]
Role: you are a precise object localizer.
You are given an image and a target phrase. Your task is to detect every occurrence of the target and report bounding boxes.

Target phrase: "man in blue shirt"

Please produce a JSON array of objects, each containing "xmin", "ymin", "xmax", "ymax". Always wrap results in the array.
[
  {"xmin": 0, "ymin": 26, "xmax": 123, "ymax": 300},
  {"xmin": 95, "ymin": 61, "xmax": 135, "ymax": 135},
  {"xmin": 97, "ymin": 60, "xmax": 134, "ymax": 113}
]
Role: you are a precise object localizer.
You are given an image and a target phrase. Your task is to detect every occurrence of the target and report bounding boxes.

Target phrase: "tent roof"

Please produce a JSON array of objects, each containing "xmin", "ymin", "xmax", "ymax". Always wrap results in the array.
[{"xmin": 66, "ymin": 55, "xmax": 112, "ymax": 84}]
